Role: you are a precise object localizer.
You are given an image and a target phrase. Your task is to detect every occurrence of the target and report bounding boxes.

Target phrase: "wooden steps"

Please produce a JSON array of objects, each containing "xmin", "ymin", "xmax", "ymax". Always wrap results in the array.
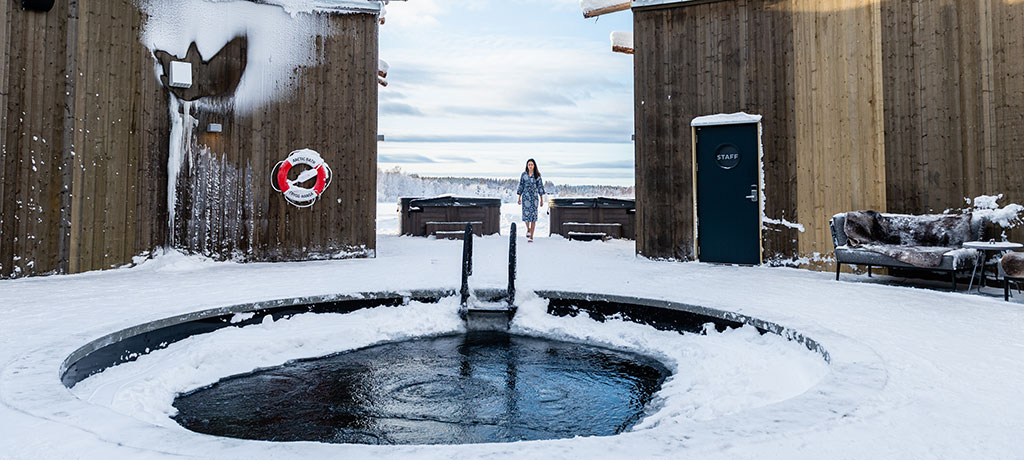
[
  {"xmin": 427, "ymin": 221, "xmax": 485, "ymax": 239},
  {"xmin": 563, "ymin": 222, "xmax": 622, "ymax": 241}
]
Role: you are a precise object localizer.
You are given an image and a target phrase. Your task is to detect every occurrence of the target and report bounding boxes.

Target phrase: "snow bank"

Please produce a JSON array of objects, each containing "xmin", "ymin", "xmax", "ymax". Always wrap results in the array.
[
  {"xmin": 511, "ymin": 294, "xmax": 830, "ymax": 427},
  {"xmin": 72, "ymin": 298, "xmax": 464, "ymax": 428}
]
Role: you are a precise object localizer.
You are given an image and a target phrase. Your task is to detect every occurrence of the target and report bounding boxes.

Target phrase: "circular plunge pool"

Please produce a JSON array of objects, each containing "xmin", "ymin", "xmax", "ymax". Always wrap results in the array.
[
  {"xmin": 61, "ymin": 290, "xmax": 832, "ymax": 451},
  {"xmin": 172, "ymin": 331, "xmax": 668, "ymax": 445}
]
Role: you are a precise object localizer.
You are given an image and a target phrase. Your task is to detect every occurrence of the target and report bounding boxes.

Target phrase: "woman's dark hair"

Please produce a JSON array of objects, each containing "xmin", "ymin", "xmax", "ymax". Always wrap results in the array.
[{"xmin": 524, "ymin": 158, "xmax": 540, "ymax": 178}]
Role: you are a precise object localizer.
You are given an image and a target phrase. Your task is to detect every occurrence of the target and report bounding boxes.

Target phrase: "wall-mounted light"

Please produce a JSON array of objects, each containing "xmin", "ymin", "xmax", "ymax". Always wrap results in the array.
[
  {"xmin": 377, "ymin": 135, "xmax": 385, "ymax": 141},
  {"xmin": 207, "ymin": 123, "xmax": 223, "ymax": 133},
  {"xmin": 169, "ymin": 61, "xmax": 193, "ymax": 88}
]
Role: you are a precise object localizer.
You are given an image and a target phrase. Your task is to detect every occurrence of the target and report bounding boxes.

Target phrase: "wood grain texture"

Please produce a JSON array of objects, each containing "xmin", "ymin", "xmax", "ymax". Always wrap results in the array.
[
  {"xmin": 881, "ymin": 0, "xmax": 1024, "ymax": 243},
  {"xmin": 1, "ymin": 3, "xmax": 72, "ymax": 277},
  {"xmin": 68, "ymin": 0, "xmax": 168, "ymax": 274},
  {"xmin": 791, "ymin": 0, "xmax": 887, "ymax": 265}
]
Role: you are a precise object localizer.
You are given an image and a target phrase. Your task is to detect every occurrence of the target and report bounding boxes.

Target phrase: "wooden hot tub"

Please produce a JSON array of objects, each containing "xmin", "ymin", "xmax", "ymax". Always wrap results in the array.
[
  {"xmin": 399, "ymin": 196, "xmax": 502, "ymax": 238},
  {"xmin": 548, "ymin": 197, "xmax": 636, "ymax": 241}
]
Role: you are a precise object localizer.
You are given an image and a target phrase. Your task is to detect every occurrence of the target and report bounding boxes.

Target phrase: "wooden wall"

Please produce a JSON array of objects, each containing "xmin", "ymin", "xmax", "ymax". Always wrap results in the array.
[
  {"xmin": 634, "ymin": 0, "xmax": 1023, "ymax": 263},
  {"xmin": 0, "ymin": 0, "xmax": 70, "ymax": 277},
  {"xmin": 1, "ymin": 4, "xmax": 379, "ymax": 278},
  {"xmin": 633, "ymin": 0, "xmax": 807, "ymax": 261},
  {"xmin": 68, "ymin": 1, "xmax": 169, "ymax": 274},
  {"xmin": 167, "ymin": 13, "xmax": 378, "ymax": 261},
  {"xmin": 0, "ymin": 0, "xmax": 168, "ymax": 279},
  {"xmin": 882, "ymin": 0, "xmax": 1024, "ymax": 243},
  {"xmin": 791, "ymin": 0, "xmax": 887, "ymax": 262}
]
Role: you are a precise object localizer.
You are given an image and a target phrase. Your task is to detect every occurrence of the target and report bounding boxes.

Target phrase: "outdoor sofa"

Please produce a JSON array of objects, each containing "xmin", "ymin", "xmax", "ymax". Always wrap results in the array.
[{"xmin": 830, "ymin": 211, "xmax": 986, "ymax": 290}]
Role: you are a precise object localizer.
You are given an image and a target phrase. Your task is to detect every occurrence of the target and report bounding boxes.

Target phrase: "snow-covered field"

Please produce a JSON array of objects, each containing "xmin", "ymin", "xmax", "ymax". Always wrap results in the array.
[{"xmin": 2, "ymin": 205, "xmax": 1024, "ymax": 459}]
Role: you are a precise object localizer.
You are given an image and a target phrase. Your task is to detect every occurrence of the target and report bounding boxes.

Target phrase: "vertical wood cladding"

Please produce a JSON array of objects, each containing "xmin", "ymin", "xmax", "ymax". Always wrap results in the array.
[
  {"xmin": 67, "ymin": 0, "xmax": 169, "ymax": 275},
  {"xmin": 635, "ymin": 0, "xmax": 1023, "ymax": 264},
  {"xmin": 1, "ymin": 1, "xmax": 76, "ymax": 277},
  {"xmin": 791, "ymin": 0, "xmax": 887, "ymax": 262},
  {"xmin": 170, "ymin": 13, "xmax": 378, "ymax": 261},
  {"xmin": 881, "ymin": 0, "xmax": 1024, "ymax": 243},
  {"xmin": 1, "ymin": 1, "xmax": 168, "ymax": 278}
]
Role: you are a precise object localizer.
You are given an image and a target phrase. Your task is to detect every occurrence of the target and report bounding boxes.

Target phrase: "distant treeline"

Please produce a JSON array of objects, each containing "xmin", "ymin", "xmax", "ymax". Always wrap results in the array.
[{"xmin": 377, "ymin": 167, "xmax": 634, "ymax": 203}]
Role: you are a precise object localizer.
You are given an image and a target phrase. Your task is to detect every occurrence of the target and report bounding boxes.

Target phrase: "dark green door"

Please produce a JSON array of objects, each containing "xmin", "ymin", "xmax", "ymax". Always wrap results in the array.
[{"xmin": 694, "ymin": 123, "xmax": 761, "ymax": 265}]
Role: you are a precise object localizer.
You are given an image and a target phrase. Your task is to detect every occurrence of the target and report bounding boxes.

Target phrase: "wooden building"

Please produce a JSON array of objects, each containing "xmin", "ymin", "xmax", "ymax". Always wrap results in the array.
[
  {"xmin": 1, "ymin": 0, "xmax": 382, "ymax": 278},
  {"xmin": 626, "ymin": 0, "xmax": 1024, "ymax": 264}
]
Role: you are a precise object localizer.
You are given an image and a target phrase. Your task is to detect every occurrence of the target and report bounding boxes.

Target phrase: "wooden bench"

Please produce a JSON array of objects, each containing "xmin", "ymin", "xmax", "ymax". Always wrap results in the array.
[{"xmin": 567, "ymin": 231, "xmax": 610, "ymax": 241}]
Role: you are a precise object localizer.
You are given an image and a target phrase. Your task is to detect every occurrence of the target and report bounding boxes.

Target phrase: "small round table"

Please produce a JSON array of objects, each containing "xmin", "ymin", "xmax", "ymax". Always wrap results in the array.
[{"xmin": 963, "ymin": 241, "xmax": 1023, "ymax": 292}]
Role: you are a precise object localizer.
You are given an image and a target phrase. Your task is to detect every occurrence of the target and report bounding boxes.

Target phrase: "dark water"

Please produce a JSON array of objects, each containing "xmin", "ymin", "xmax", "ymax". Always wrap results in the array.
[{"xmin": 173, "ymin": 332, "xmax": 669, "ymax": 445}]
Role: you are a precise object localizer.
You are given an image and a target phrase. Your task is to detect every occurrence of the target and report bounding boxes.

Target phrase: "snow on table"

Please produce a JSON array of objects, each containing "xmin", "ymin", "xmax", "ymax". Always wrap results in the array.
[{"xmin": 2, "ymin": 233, "xmax": 1024, "ymax": 459}]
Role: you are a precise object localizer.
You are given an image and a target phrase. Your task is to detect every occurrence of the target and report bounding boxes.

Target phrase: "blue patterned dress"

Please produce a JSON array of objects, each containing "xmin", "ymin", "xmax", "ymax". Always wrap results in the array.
[{"xmin": 517, "ymin": 172, "xmax": 546, "ymax": 222}]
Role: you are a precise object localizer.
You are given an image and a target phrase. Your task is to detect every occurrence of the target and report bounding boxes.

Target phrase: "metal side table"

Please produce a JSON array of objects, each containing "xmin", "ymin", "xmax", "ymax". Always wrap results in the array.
[{"xmin": 963, "ymin": 241, "xmax": 1023, "ymax": 292}]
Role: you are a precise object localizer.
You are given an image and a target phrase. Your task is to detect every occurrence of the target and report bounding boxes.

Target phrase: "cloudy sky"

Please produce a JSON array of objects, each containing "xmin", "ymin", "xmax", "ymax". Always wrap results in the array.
[{"xmin": 378, "ymin": 0, "xmax": 635, "ymax": 185}]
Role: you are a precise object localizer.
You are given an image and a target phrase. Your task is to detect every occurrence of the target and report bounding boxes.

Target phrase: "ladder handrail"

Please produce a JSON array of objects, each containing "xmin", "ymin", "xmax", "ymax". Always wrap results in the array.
[
  {"xmin": 508, "ymin": 223, "xmax": 517, "ymax": 307},
  {"xmin": 460, "ymin": 222, "xmax": 473, "ymax": 307}
]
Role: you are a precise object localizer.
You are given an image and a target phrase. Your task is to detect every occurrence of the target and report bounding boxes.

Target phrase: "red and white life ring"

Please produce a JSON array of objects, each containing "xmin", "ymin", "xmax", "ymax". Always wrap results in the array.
[{"xmin": 271, "ymin": 149, "xmax": 332, "ymax": 208}]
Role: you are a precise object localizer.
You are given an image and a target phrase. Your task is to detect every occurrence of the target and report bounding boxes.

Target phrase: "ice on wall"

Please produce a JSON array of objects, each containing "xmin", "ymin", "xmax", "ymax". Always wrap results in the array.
[{"xmin": 140, "ymin": 0, "xmax": 351, "ymax": 114}]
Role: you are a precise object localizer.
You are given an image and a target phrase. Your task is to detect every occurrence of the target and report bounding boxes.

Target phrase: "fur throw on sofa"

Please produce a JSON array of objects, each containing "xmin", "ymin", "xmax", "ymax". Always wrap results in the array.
[
  {"xmin": 844, "ymin": 211, "xmax": 975, "ymax": 268},
  {"xmin": 1002, "ymin": 253, "xmax": 1024, "ymax": 278}
]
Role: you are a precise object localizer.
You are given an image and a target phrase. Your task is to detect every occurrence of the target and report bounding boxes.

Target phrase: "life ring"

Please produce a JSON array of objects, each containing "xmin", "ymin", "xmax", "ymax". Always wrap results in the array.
[{"xmin": 271, "ymin": 149, "xmax": 333, "ymax": 208}]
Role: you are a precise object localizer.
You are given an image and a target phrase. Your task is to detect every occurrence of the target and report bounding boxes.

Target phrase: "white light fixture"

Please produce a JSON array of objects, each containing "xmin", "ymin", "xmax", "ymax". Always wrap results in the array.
[
  {"xmin": 169, "ymin": 61, "xmax": 192, "ymax": 88},
  {"xmin": 207, "ymin": 123, "xmax": 223, "ymax": 133}
]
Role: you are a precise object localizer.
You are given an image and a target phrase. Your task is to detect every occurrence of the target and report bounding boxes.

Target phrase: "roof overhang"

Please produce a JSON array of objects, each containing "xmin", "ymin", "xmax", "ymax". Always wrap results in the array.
[{"xmin": 631, "ymin": 0, "xmax": 729, "ymax": 11}]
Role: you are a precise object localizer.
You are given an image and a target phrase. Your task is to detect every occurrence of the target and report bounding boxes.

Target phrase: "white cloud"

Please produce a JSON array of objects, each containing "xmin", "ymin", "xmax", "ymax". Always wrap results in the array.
[
  {"xmin": 379, "ymin": 25, "xmax": 633, "ymax": 143},
  {"xmin": 384, "ymin": 0, "xmax": 444, "ymax": 28}
]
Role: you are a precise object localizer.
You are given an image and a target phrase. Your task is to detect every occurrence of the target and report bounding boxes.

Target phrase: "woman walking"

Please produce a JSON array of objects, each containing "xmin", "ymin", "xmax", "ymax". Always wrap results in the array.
[{"xmin": 516, "ymin": 158, "xmax": 546, "ymax": 242}]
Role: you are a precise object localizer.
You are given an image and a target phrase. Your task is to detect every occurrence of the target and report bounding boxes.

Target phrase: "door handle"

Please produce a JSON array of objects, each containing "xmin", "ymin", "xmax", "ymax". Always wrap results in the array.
[{"xmin": 745, "ymin": 184, "xmax": 758, "ymax": 202}]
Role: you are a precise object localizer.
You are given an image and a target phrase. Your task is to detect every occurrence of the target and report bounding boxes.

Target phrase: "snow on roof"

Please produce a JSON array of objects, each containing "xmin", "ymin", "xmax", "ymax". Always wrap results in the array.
[
  {"xmin": 690, "ymin": 112, "xmax": 763, "ymax": 127},
  {"xmin": 610, "ymin": 31, "xmax": 633, "ymax": 49},
  {"xmin": 255, "ymin": 0, "xmax": 384, "ymax": 16},
  {"xmin": 631, "ymin": 0, "xmax": 701, "ymax": 9},
  {"xmin": 580, "ymin": 0, "xmax": 631, "ymax": 18}
]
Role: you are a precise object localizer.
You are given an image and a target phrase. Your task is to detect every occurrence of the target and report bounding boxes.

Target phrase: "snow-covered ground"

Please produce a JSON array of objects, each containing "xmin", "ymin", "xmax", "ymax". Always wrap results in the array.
[{"xmin": 2, "ymin": 206, "xmax": 1024, "ymax": 459}]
